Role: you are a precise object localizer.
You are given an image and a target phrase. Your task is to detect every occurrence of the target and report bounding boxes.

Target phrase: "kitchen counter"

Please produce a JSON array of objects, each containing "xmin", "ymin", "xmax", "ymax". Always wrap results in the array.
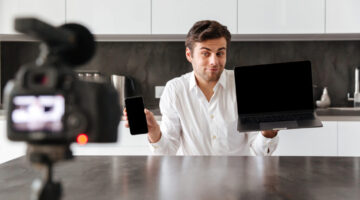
[
  {"xmin": 0, "ymin": 156, "xmax": 359, "ymax": 200},
  {"xmin": 0, "ymin": 108, "xmax": 360, "ymax": 121},
  {"xmin": 150, "ymin": 108, "xmax": 360, "ymax": 121},
  {"xmin": 317, "ymin": 115, "xmax": 360, "ymax": 121}
]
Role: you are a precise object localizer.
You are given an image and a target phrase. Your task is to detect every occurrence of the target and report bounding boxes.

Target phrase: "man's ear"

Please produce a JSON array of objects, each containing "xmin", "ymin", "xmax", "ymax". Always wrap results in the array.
[{"xmin": 185, "ymin": 47, "xmax": 192, "ymax": 63}]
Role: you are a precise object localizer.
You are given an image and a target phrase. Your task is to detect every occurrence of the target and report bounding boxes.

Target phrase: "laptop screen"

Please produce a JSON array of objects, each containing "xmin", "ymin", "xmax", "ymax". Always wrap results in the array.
[{"xmin": 234, "ymin": 61, "xmax": 314, "ymax": 115}]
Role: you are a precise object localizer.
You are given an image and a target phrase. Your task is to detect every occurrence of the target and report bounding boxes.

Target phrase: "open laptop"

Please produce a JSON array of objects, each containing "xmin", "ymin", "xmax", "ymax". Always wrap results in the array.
[{"xmin": 234, "ymin": 61, "xmax": 323, "ymax": 132}]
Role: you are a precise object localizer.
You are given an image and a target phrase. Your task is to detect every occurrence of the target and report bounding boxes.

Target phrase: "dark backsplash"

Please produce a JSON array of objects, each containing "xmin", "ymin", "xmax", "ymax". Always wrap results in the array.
[{"xmin": 1, "ymin": 41, "xmax": 360, "ymax": 109}]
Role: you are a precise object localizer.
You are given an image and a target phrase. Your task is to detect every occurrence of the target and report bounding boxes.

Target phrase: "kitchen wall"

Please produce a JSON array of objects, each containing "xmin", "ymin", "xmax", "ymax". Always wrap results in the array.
[
  {"xmin": 0, "ymin": 42, "xmax": 1, "ymax": 99},
  {"xmin": 1, "ymin": 41, "xmax": 360, "ymax": 109}
]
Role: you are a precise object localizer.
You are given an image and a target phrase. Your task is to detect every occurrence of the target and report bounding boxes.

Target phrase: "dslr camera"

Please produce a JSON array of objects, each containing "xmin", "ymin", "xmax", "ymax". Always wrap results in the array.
[
  {"xmin": 3, "ymin": 18, "xmax": 121, "ymax": 200},
  {"xmin": 4, "ymin": 18, "xmax": 121, "ymax": 144}
]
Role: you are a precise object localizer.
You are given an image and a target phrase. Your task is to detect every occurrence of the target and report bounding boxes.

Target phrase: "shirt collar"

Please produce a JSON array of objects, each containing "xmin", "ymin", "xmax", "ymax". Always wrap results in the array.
[
  {"xmin": 189, "ymin": 71, "xmax": 197, "ymax": 91},
  {"xmin": 189, "ymin": 70, "xmax": 227, "ymax": 91},
  {"xmin": 217, "ymin": 70, "xmax": 227, "ymax": 89}
]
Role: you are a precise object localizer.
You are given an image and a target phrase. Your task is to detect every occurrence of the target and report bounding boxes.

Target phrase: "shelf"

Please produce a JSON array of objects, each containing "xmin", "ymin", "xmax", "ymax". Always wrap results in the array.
[{"xmin": 1, "ymin": 33, "xmax": 360, "ymax": 42}]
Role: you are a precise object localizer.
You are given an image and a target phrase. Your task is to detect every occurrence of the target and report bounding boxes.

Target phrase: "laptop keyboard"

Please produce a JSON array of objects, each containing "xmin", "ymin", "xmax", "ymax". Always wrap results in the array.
[{"xmin": 242, "ymin": 113, "xmax": 314, "ymax": 123}]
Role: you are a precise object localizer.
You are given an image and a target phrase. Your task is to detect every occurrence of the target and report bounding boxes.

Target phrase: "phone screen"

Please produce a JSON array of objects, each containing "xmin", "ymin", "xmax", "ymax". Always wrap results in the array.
[{"xmin": 125, "ymin": 96, "xmax": 148, "ymax": 135}]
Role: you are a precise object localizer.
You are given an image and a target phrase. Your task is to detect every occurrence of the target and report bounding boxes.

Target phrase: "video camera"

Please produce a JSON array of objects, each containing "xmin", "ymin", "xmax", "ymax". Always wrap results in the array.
[
  {"xmin": 2, "ymin": 18, "xmax": 121, "ymax": 200},
  {"xmin": 4, "ymin": 18, "xmax": 121, "ymax": 144}
]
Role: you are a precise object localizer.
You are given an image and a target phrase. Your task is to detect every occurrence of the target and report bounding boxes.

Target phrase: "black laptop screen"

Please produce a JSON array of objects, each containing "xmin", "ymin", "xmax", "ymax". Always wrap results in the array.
[{"xmin": 234, "ymin": 61, "xmax": 314, "ymax": 115}]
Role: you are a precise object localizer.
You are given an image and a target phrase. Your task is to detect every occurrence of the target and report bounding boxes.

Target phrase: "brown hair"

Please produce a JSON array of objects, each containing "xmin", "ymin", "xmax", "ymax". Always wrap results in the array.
[{"xmin": 185, "ymin": 20, "xmax": 231, "ymax": 52}]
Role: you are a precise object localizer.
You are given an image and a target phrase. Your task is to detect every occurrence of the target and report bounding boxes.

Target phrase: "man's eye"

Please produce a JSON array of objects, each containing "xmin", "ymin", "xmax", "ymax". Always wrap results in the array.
[
  {"xmin": 202, "ymin": 52, "xmax": 210, "ymax": 56},
  {"xmin": 217, "ymin": 52, "xmax": 224, "ymax": 56}
]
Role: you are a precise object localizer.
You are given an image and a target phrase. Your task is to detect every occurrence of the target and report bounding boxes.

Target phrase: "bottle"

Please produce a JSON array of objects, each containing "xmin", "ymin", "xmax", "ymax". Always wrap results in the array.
[
  {"xmin": 354, "ymin": 67, "xmax": 360, "ymax": 107},
  {"xmin": 316, "ymin": 87, "xmax": 331, "ymax": 108},
  {"xmin": 354, "ymin": 93, "xmax": 360, "ymax": 107}
]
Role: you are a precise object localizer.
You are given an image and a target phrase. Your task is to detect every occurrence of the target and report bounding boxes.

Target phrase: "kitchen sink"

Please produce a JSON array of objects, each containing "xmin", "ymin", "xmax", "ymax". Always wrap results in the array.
[{"xmin": 316, "ymin": 107, "xmax": 360, "ymax": 116}]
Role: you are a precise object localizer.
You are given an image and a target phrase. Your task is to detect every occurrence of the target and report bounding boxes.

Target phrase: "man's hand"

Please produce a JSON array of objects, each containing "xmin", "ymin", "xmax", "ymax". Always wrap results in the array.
[
  {"xmin": 261, "ymin": 130, "xmax": 279, "ymax": 138},
  {"xmin": 123, "ymin": 108, "xmax": 162, "ymax": 143}
]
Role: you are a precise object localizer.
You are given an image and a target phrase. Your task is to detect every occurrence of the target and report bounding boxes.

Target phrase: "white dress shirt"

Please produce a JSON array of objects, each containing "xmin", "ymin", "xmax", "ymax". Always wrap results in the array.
[{"xmin": 149, "ymin": 69, "xmax": 279, "ymax": 155}]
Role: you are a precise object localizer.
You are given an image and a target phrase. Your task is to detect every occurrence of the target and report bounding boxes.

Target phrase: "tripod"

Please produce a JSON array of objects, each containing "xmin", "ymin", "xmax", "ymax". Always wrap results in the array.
[{"xmin": 27, "ymin": 144, "xmax": 73, "ymax": 200}]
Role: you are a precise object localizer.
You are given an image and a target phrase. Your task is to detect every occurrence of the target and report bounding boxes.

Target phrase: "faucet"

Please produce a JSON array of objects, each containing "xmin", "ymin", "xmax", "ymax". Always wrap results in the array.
[{"xmin": 347, "ymin": 67, "xmax": 360, "ymax": 107}]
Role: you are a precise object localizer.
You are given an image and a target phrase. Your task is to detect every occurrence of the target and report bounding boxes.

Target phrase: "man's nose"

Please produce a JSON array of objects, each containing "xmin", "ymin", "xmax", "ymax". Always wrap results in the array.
[{"xmin": 209, "ymin": 54, "xmax": 219, "ymax": 66}]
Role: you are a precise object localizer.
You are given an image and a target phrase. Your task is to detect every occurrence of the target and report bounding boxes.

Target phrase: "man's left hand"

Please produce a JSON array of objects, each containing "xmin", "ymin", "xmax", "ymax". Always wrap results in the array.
[{"xmin": 261, "ymin": 130, "xmax": 279, "ymax": 138}]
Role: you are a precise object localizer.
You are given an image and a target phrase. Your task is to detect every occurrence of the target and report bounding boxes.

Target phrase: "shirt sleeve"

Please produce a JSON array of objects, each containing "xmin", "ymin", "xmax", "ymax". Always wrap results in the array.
[
  {"xmin": 248, "ymin": 131, "xmax": 279, "ymax": 156},
  {"xmin": 148, "ymin": 82, "xmax": 182, "ymax": 155}
]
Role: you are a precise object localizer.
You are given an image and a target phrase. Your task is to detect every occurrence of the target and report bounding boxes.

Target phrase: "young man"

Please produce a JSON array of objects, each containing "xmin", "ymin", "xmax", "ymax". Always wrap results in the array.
[{"xmin": 124, "ymin": 20, "xmax": 279, "ymax": 155}]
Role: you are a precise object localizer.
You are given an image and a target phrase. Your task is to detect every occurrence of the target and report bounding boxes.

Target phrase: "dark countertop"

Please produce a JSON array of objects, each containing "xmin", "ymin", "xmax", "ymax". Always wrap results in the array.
[
  {"xmin": 0, "ymin": 108, "xmax": 360, "ymax": 121},
  {"xmin": 1, "ymin": 107, "xmax": 360, "ymax": 121},
  {"xmin": 0, "ymin": 156, "xmax": 359, "ymax": 200},
  {"xmin": 149, "ymin": 108, "xmax": 360, "ymax": 121},
  {"xmin": 316, "ymin": 107, "xmax": 360, "ymax": 116}
]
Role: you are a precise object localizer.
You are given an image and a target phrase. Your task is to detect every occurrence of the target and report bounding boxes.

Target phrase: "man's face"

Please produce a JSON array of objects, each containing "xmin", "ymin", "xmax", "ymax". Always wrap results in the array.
[{"xmin": 186, "ymin": 37, "xmax": 227, "ymax": 83}]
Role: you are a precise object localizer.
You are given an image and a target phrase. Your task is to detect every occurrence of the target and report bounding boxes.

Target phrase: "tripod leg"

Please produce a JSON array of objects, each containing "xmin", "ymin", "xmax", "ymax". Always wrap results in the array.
[
  {"xmin": 31, "ymin": 160, "xmax": 62, "ymax": 200},
  {"xmin": 31, "ymin": 178, "xmax": 62, "ymax": 200}
]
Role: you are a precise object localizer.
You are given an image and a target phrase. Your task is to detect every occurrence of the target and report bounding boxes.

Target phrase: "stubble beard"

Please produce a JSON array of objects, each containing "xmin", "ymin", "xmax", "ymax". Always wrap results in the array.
[{"xmin": 198, "ymin": 67, "xmax": 224, "ymax": 82}]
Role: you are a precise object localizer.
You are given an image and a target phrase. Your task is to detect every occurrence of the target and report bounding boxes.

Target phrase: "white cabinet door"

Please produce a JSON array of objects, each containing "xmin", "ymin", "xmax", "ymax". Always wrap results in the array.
[
  {"xmin": 338, "ymin": 122, "xmax": 360, "ymax": 156},
  {"xmin": 66, "ymin": 0, "xmax": 151, "ymax": 34},
  {"xmin": 0, "ymin": 120, "xmax": 26, "ymax": 164},
  {"xmin": 118, "ymin": 121, "xmax": 149, "ymax": 146},
  {"xmin": 152, "ymin": 0, "xmax": 237, "ymax": 34},
  {"xmin": 326, "ymin": 0, "xmax": 360, "ymax": 33},
  {"xmin": 273, "ymin": 121, "xmax": 337, "ymax": 156},
  {"xmin": 71, "ymin": 121, "xmax": 152, "ymax": 156},
  {"xmin": 0, "ymin": 0, "xmax": 65, "ymax": 34},
  {"xmin": 237, "ymin": 0, "xmax": 325, "ymax": 34}
]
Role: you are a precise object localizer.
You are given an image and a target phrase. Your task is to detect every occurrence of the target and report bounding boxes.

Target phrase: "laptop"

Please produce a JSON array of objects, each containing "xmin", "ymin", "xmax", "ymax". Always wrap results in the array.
[{"xmin": 234, "ymin": 61, "xmax": 323, "ymax": 132}]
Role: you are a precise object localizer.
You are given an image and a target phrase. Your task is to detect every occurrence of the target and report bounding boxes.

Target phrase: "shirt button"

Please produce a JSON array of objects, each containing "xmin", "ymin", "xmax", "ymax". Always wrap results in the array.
[
  {"xmin": 210, "ymin": 114, "xmax": 214, "ymax": 119},
  {"xmin": 212, "ymin": 135, "xmax": 216, "ymax": 140}
]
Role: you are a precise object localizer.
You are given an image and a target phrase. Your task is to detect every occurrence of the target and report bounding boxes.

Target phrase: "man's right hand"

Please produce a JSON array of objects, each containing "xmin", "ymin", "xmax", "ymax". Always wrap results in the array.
[{"xmin": 123, "ymin": 108, "xmax": 162, "ymax": 143}]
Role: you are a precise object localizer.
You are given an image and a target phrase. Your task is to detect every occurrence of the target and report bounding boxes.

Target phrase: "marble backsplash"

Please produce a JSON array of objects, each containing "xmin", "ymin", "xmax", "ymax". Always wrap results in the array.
[{"xmin": 1, "ymin": 41, "xmax": 360, "ymax": 109}]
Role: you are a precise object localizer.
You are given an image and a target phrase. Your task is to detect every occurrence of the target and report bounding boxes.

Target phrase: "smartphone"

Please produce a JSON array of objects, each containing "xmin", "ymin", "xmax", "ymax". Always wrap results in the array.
[{"xmin": 125, "ymin": 96, "xmax": 148, "ymax": 135}]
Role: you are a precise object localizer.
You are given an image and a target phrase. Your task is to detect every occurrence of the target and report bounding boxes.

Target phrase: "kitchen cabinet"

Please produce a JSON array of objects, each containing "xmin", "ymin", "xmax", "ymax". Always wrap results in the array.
[
  {"xmin": 0, "ymin": 120, "xmax": 151, "ymax": 164},
  {"xmin": 66, "ymin": 0, "xmax": 151, "ymax": 34},
  {"xmin": 237, "ymin": 0, "xmax": 325, "ymax": 34},
  {"xmin": 1, "ymin": 0, "xmax": 360, "ymax": 39},
  {"xmin": 273, "ymin": 121, "xmax": 338, "ymax": 156},
  {"xmin": 326, "ymin": 0, "xmax": 360, "ymax": 33},
  {"xmin": 0, "ymin": 120, "xmax": 26, "ymax": 164},
  {"xmin": 80, "ymin": 121, "xmax": 340, "ymax": 157},
  {"xmin": 0, "ymin": 0, "xmax": 65, "ymax": 34},
  {"xmin": 71, "ymin": 121, "xmax": 151, "ymax": 156},
  {"xmin": 152, "ymin": 0, "xmax": 237, "ymax": 34},
  {"xmin": 2, "ymin": 119, "xmax": 360, "ymax": 163},
  {"xmin": 338, "ymin": 122, "xmax": 360, "ymax": 156}
]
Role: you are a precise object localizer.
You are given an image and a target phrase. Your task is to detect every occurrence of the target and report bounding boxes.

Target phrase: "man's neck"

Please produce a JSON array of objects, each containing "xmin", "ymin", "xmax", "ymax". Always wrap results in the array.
[{"xmin": 195, "ymin": 75, "xmax": 218, "ymax": 102}]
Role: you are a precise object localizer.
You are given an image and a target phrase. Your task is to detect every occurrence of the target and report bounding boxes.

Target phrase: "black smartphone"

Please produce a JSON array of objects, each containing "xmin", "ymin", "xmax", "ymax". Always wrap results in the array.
[{"xmin": 125, "ymin": 96, "xmax": 148, "ymax": 135}]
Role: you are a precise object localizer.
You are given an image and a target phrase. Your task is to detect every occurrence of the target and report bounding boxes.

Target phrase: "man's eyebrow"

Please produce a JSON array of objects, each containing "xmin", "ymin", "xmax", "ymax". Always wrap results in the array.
[
  {"xmin": 200, "ymin": 47, "xmax": 211, "ymax": 51},
  {"xmin": 200, "ymin": 47, "xmax": 226, "ymax": 51}
]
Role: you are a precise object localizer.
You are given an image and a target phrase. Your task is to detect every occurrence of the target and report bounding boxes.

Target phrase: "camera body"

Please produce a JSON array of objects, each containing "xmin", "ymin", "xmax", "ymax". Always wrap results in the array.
[
  {"xmin": 3, "ymin": 17, "xmax": 122, "ymax": 200},
  {"xmin": 4, "ymin": 18, "xmax": 121, "ymax": 144}
]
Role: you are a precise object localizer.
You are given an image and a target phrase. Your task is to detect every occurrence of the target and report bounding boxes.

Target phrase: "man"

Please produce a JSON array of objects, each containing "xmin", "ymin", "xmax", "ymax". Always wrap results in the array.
[{"xmin": 124, "ymin": 20, "xmax": 279, "ymax": 155}]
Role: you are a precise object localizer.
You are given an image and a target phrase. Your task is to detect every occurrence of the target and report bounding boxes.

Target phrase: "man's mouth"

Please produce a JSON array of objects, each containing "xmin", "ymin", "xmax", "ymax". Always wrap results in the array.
[{"xmin": 207, "ymin": 68, "xmax": 219, "ymax": 72}]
